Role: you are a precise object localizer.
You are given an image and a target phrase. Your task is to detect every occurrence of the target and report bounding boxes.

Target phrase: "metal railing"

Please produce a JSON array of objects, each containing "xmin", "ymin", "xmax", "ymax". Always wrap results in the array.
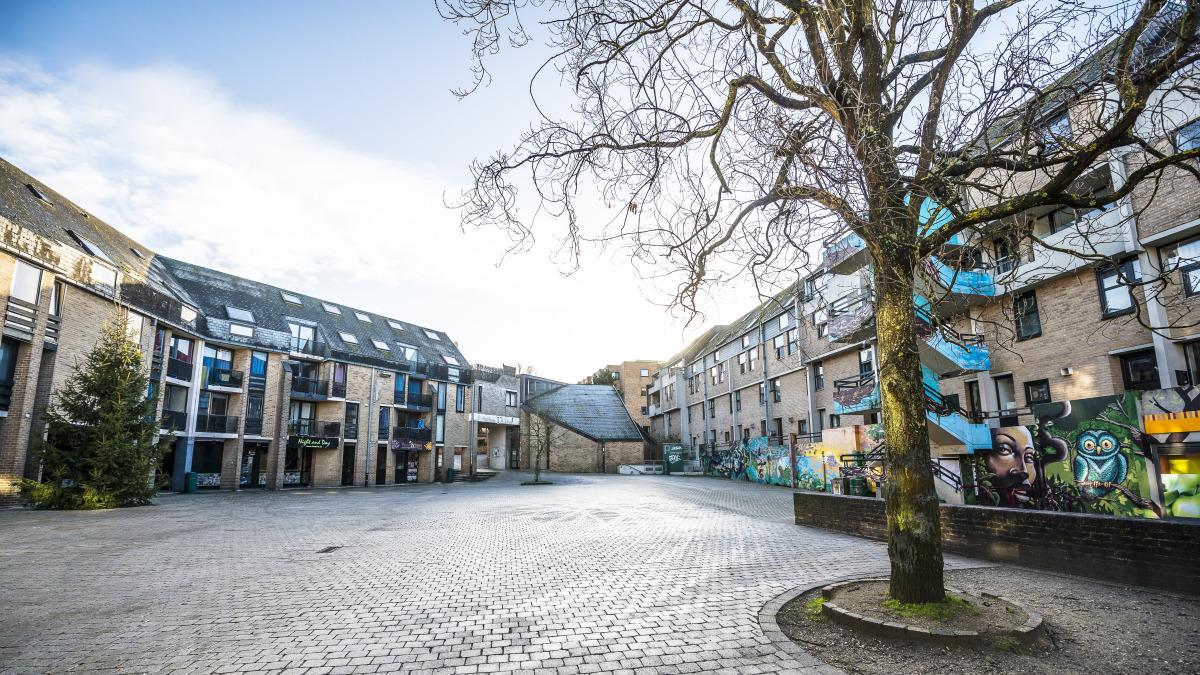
[
  {"xmin": 195, "ymin": 414, "xmax": 239, "ymax": 434},
  {"xmin": 826, "ymin": 289, "xmax": 874, "ymax": 318},
  {"xmin": 161, "ymin": 410, "xmax": 188, "ymax": 431},
  {"xmin": 289, "ymin": 336, "xmax": 322, "ymax": 355},
  {"xmin": 399, "ymin": 392, "xmax": 433, "ymax": 409},
  {"xmin": 288, "ymin": 419, "xmax": 341, "ymax": 437},
  {"xmin": 166, "ymin": 356, "xmax": 192, "ymax": 381},
  {"xmin": 833, "ymin": 372, "xmax": 876, "ymax": 391},
  {"xmin": 206, "ymin": 368, "xmax": 244, "ymax": 389},
  {"xmin": 343, "ymin": 422, "xmax": 358, "ymax": 439},
  {"xmin": 331, "ymin": 381, "xmax": 347, "ymax": 398},
  {"xmin": 291, "ymin": 376, "xmax": 329, "ymax": 398},
  {"xmin": 0, "ymin": 378, "xmax": 12, "ymax": 411},
  {"xmin": 244, "ymin": 416, "xmax": 263, "ymax": 436},
  {"xmin": 393, "ymin": 426, "xmax": 432, "ymax": 441}
]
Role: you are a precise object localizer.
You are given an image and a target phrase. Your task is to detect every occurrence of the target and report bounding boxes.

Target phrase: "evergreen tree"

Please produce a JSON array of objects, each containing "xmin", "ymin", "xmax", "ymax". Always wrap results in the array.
[{"xmin": 22, "ymin": 310, "xmax": 167, "ymax": 509}]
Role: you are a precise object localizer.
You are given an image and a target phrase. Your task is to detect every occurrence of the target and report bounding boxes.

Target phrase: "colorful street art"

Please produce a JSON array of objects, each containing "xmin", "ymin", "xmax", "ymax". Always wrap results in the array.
[
  {"xmin": 971, "ymin": 393, "xmax": 1162, "ymax": 518},
  {"xmin": 1140, "ymin": 386, "xmax": 1200, "ymax": 519},
  {"xmin": 702, "ymin": 426, "xmax": 883, "ymax": 492}
]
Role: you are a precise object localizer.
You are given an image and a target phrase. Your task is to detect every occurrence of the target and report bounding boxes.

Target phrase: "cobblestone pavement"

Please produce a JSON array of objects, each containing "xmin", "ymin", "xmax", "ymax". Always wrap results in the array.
[{"xmin": 0, "ymin": 473, "xmax": 987, "ymax": 674}]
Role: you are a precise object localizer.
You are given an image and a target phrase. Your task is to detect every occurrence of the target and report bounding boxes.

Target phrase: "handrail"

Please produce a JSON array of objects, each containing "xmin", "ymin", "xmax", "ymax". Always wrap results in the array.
[
  {"xmin": 833, "ymin": 372, "xmax": 876, "ymax": 390},
  {"xmin": 826, "ymin": 289, "xmax": 874, "ymax": 318},
  {"xmin": 922, "ymin": 383, "xmax": 981, "ymax": 422},
  {"xmin": 915, "ymin": 305, "xmax": 985, "ymax": 348}
]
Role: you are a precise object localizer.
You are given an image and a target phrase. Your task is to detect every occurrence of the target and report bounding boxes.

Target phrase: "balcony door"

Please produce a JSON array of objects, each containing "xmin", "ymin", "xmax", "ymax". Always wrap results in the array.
[{"xmin": 289, "ymin": 401, "xmax": 315, "ymax": 435}]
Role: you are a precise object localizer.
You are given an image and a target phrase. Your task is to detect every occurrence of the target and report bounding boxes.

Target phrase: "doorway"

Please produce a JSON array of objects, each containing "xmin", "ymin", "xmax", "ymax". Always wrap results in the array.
[
  {"xmin": 241, "ymin": 443, "xmax": 267, "ymax": 489},
  {"xmin": 376, "ymin": 445, "xmax": 388, "ymax": 485},
  {"xmin": 341, "ymin": 443, "xmax": 356, "ymax": 486}
]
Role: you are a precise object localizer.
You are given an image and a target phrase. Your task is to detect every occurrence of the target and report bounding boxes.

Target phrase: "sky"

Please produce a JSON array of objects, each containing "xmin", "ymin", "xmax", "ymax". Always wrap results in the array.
[{"xmin": 0, "ymin": 0, "xmax": 756, "ymax": 381}]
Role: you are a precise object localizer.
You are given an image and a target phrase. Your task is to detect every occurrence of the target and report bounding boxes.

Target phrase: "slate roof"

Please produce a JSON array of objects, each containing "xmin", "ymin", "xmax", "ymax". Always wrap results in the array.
[
  {"xmin": 523, "ymin": 384, "xmax": 644, "ymax": 442},
  {"xmin": 0, "ymin": 156, "xmax": 470, "ymax": 374}
]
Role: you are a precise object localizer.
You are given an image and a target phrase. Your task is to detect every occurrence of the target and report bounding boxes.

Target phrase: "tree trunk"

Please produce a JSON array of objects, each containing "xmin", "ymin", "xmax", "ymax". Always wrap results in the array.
[{"xmin": 874, "ymin": 243, "xmax": 945, "ymax": 603}]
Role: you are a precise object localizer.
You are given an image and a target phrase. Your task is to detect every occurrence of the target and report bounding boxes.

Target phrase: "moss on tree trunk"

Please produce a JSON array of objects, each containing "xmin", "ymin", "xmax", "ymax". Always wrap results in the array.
[{"xmin": 873, "ymin": 241, "xmax": 946, "ymax": 603}]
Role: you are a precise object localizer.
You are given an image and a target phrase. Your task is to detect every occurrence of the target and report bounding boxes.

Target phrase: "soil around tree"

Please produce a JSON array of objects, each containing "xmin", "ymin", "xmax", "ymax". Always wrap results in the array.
[
  {"xmin": 776, "ymin": 566, "xmax": 1200, "ymax": 675},
  {"xmin": 826, "ymin": 579, "xmax": 1026, "ymax": 635}
]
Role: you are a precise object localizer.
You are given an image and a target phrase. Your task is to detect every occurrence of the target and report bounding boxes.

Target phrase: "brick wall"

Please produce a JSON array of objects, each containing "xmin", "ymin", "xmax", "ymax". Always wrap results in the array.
[{"xmin": 793, "ymin": 491, "xmax": 1200, "ymax": 594}]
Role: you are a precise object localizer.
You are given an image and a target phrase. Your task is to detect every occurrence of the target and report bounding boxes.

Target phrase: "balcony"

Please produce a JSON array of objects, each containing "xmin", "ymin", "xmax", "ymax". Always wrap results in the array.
[
  {"xmin": 995, "ymin": 207, "xmax": 1133, "ymax": 294},
  {"xmin": 393, "ymin": 426, "xmax": 432, "ymax": 442},
  {"xmin": 825, "ymin": 290, "xmax": 875, "ymax": 343},
  {"xmin": 915, "ymin": 301, "xmax": 990, "ymax": 377},
  {"xmin": 823, "ymin": 232, "xmax": 869, "ymax": 275},
  {"xmin": 397, "ymin": 392, "xmax": 433, "ymax": 410},
  {"xmin": 161, "ymin": 409, "xmax": 188, "ymax": 431},
  {"xmin": 195, "ymin": 413, "xmax": 239, "ymax": 434},
  {"xmin": 244, "ymin": 416, "xmax": 264, "ymax": 436},
  {"xmin": 832, "ymin": 372, "xmax": 880, "ymax": 415},
  {"xmin": 289, "ymin": 336, "xmax": 322, "ymax": 356},
  {"xmin": 166, "ymin": 356, "xmax": 193, "ymax": 382},
  {"xmin": 288, "ymin": 419, "xmax": 341, "ymax": 438},
  {"xmin": 290, "ymin": 376, "xmax": 329, "ymax": 401},
  {"xmin": 205, "ymin": 367, "xmax": 244, "ymax": 390},
  {"xmin": 331, "ymin": 381, "xmax": 347, "ymax": 398},
  {"xmin": 921, "ymin": 256, "xmax": 995, "ymax": 302}
]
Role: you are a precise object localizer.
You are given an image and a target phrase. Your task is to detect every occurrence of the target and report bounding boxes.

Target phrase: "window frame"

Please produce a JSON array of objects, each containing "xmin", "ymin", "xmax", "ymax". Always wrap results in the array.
[
  {"xmin": 225, "ymin": 305, "xmax": 255, "ymax": 323},
  {"xmin": 1024, "ymin": 379, "xmax": 1052, "ymax": 406},
  {"xmin": 9, "ymin": 259, "xmax": 42, "ymax": 305},
  {"xmin": 229, "ymin": 323, "xmax": 254, "ymax": 338},
  {"xmin": 1013, "ymin": 290, "xmax": 1042, "ymax": 341},
  {"xmin": 280, "ymin": 291, "xmax": 302, "ymax": 305},
  {"xmin": 338, "ymin": 331, "xmax": 359, "ymax": 345},
  {"xmin": 1096, "ymin": 258, "xmax": 1140, "ymax": 319},
  {"xmin": 322, "ymin": 302, "xmax": 341, "ymax": 315}
]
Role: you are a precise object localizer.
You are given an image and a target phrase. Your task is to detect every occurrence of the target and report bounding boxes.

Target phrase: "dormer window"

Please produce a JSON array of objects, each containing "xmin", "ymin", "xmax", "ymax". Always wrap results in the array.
[
  {"xmin": 424, "ymin": 329, "xmax": 441, "ymax": 341},
  {"xmin": 67, "ymin": 230, "xmax": 115, "ymax": 265},
  {"xmin": 387, "ymin": 320, "xmax": 404, "ymax": 330},
  {"xmin": 180, "ymin": 305, "xmax": 198, "ymax": 323},
  {"xmin": 355, "ymin": 311, "xmax": 371, "ymax": 322},
  {"xmin": 280, "ymin": 291, "xmax": 302, "ymax": 305},
  {"xmin": 226, "ymin": 306, "xmax": 255, "ymax": 323},
  {"xmin": 372, "ymin": 339, "xmax": 390, "ymax": 350},
  {"xmin": 322, "ymin": 302, "xmax": 341, "ymax": 315},
  {"xmin": 338, "ymin": 331, "xmax": 358, "ymax": 345}
]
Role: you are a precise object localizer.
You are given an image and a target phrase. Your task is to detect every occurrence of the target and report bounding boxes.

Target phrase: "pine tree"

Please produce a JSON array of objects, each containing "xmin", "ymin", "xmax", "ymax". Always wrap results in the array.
[{"xmin": 22, "ymin": 309, "xmax": 167, "ymax": 509}]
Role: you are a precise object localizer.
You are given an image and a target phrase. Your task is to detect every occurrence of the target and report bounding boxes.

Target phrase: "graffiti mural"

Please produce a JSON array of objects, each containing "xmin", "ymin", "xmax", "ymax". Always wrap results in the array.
[
  {"xmin": 972, "ymin": 394, "xmax": 1161, "ymax": 518},
  {"xmin": 1140, "ymin": 386, "xmax": 1200, "ymax": 519},
  {"xmin": 701, "ymin": 428, "xmax": 877, "ymax": 492}
]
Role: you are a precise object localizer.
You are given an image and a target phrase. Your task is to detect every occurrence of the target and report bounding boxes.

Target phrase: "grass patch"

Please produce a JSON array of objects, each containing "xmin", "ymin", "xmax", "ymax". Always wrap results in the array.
[
  {"xmin": 804, "ymin": 597, "xmax": 828, "ymax": 622},
  {"xmin": 881, "ymin": 594, "xmax": 977, "ymax": 622},
  {"xmin": 990, "ymin": 636, "xmax": 1027, "ymax": 654}
]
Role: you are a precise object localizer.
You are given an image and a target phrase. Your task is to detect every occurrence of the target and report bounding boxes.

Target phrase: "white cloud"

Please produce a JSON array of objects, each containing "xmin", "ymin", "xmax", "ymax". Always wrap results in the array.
[{"xmin": 0, "ymin": 58, "xmax": 726, "ymax": 380}]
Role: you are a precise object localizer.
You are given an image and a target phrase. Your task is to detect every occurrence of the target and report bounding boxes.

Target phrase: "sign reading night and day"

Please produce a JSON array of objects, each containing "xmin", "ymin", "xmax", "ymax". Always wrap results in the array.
[
  {"xmin": 663, "ymin": 444, "xmax": 685, "ymax": 474},
  {"xmin": 294, "ymin": 435, "xmax": 339, "ymax": 450}
]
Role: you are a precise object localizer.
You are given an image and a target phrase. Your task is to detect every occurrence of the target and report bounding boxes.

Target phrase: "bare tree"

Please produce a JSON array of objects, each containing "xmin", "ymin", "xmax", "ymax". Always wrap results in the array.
[
  {"xmin": 441, "ymin": 0, "xmax": 1200, "ymax": 601},
  {"xmin": 522, "ymin": 410, "xmax": 563, "ymax": 483}
]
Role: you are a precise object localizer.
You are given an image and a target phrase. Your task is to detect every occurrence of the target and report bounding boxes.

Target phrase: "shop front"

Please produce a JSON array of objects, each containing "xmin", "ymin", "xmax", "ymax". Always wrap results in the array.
[{"xmin": 240, "ymin": 441, "xmax": 269, "ymax": 489}]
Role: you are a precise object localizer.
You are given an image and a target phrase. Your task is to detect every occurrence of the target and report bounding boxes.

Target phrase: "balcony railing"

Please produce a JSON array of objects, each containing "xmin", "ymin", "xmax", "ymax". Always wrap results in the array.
[
  {"xmin": 288, "ymin": 419, "xmax": 341, "ymax": 437},
  {"xmin": 344, "ymin": 422, "xmax": 358, "ymax": 439},
  {"xmin": 244, "ymin": 416, "xmax": 263, "ymax": 436},
  {"xmin": 161, "ymin": 410, "xmax": 188, "ymax": 431},
  {"xmin": 0, "ymin": 378, "xmax": 12, "ymax": 411},
  {"xmin": 290, "ymin": 377, "xmax": 329, "ymax": 399},
  {"xmin": 398, "ymin": 392, "xmax": 433, "ymax": 409},
  {"xmin": 289, "ymin": 336, "xmax": 322, "ymax": 356},
  {"xmin": 206, "ymin": 367, "xmax": 244, "ymax": 389},
  {"xmin": 331, "ymin": 381, "xmax": 347, "ymax": 398},
  {"xmin": 195, "ymin": 413, "xmax": 239, "ymax": 434},
  {"xmin": 393, "ymin": 426, "xmax": 432, "ymax": 442},
  {"xmin": 166, "ymin": 356, "xmax": 193, "ymax": 381}
]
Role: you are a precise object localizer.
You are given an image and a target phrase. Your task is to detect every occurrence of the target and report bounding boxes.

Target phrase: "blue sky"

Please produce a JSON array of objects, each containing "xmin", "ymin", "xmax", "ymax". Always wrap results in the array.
[{"xmin": 0, "ymin": 1, "xmax": 732, "ymax": 380}]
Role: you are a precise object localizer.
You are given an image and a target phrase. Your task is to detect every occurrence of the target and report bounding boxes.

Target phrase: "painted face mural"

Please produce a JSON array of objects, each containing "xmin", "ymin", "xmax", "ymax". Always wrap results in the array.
[{"xmin": 987, "ymin": 426, "xmax": 1038, "ymax": 499}]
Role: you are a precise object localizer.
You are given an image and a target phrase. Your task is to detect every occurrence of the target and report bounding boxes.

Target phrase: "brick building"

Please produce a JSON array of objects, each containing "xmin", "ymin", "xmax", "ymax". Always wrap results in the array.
[
  {"xmin": 521, "ymin": 384, "xmax": 645, "ymax": 473},
  {"xmin": 469, "ymin": 363, "xmax": 521, "ymax": 470},
  {"xmin": 0, "ymin": 156, "xmax": 475, "ymax": 503},
  {"xmin": 580, "ymin": 359, "xmax": 662, "ymax": 431}
]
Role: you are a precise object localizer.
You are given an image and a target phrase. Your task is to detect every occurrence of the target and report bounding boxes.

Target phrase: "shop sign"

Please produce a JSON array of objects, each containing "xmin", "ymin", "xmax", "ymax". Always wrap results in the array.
[{"xmin": 295, "ymin": 435, "xmax": 338, "ymax": 450}]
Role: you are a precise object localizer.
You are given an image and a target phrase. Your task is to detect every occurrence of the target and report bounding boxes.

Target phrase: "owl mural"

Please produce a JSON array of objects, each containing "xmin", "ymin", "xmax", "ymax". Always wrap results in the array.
[{"xmin": 1072, "ymin": 429, "xmax": 1128, "ymax": 498}]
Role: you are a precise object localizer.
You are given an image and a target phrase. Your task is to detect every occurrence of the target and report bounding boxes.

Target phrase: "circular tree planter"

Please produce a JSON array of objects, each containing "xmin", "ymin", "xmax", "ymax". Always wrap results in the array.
[{"xmin": 819, "ymin": 578, "xmax": 1044, "ymax": 647}]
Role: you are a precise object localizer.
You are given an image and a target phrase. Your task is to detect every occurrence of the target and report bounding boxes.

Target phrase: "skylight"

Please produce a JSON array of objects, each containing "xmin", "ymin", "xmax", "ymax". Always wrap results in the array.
[
  {"xmin": 322, "ymin": 302, "xmax": 341, "ymax": 315},
  {"xmin": 355, "ymin": 311, "xmax": 372, "ymax": 323},
  {"xmin": 226, "ymin": 306, "xmax": 255, "ymax": 323},
  {"xmin": 397, "ymin": 343, "xmax": 418, "ymax": 360},
  {"xmin": 387, "ymin": 320, "xmax": 404, "ymax": 330},
  {"xmin": 280, "ymin": 291, "xmax": 302, "ymax": 305},
  {"xmin": 130, "ymin": 248, "xmax": 145, "ymax": 260},
  {"xmin": 67, "ymin": 230, "xmax": 115, "ymax": 265},
  {"xmin": 443, "ymin": 355, "xmax": 460, "ymax": 366},
  {"xmin": 338, "ymin": 331, "xmax": 358, "ymax": 344},
  {"xmin": 372, "ymin": 339, "xmax": 390, "ymax": 350},
  {"xmin": 424, "ymin": 329, "xmax": 441, "ymax": 341},
  {"xmin": 26, "ymin": 183, "xmax": 51, "ymax": 204}
]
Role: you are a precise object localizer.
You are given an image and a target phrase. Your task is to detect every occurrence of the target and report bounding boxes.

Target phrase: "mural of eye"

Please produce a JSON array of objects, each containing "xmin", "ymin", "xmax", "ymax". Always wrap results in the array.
[
  {"xmin": 1083, "ymin": 439, "xmax": 1096, "ymax": 451},
  {"xmin": 1100, "ymin": 438, "xmax": 1114, "ymax": 450}
]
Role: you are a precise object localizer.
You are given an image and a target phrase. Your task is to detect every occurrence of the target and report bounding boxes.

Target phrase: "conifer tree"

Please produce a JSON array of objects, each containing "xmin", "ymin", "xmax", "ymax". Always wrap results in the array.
[{"xmin": 22, "ymin": 310, "xmax": 167, "ymax": 509}]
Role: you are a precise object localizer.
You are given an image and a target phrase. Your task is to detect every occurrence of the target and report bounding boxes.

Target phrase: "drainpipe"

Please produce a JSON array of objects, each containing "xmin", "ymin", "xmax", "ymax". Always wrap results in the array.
[
  {"xmin": 761, "ymin": 317, "xmax": 771, "ymax": 438},
  {"xmin": 365, "ymin": 366, "xmax": 377, "ymax": 486}
]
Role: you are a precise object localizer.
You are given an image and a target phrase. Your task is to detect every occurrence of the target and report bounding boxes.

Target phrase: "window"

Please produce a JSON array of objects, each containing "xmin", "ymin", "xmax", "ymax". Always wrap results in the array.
[
  {"xmin": 397, "ymin": 343, "xmax": 418, "ymax": 360},
  {"xmin": 942, "ymin": 394, "xmax": 960, "ymax": 411},
  {"xmin": 322, "ymin": 302, "xmax": 341, "ymax": 315},
  {"xmin": 456, "ymin": 385, "xmax": 465, "ymax": 413},
  {"xmin": 0, "ymin": 338, "xmax": 19, "ymax": 407},
  {"xmin": 994, "ymin": 375, "xmax": 1018, "ymax": 412},
  {"xmin": 338, "ymin": 332, "xmax": 359, "ymax": 345},
  {"xmin": 1014, "ymin": 291, "xmax": 1041, "ymax": 340},
  {"xmin": 771, "ymin": 379, "xmax": 782, "ymax": 403},
  {"xmin": 280, "ymin": 291, "xmax": 302, "ymax": 305},
  {"xmin": 387, "ymin": 319, "xmax": 404, "ymax": 330},
  {"xmin": 859, "ymin": 346, "xmax": 874, "ymax": 376},
  {"xmin": 67, "ymin": 230, "xmax": 115, "ymax": 264},
  {"xmin": 1119, "ymin": 349, "xmax": 1161, "ymax": 391},
  {"xmin": 734, "ymin": 390, "xmax": 742, "ymax": 411},
  {"xmin": 774, "ymin": 334, "xmax": 787, "ymax": 359},
  {"xmin": 1025, "ymin": 379, "xmax": 1051, "ymax": 405},
  {"xmin": 1097, "ymin": 259, "xmax": 1140, "ymax": 317},
  {"xmin": 443, "ymin": 355, "xmax": 460, "ymax": 366},
  {"xmin": 788, "ymin": 329, "xmax": 798, "ymax": 355},
  {"xmin": 778, "ymin": 315, "xmax": 788, "ymax": 330},
  {"xmin": 180, "ymin": 305, "xmax": 197, "ymax": 323},
  {"xmin": 125, "ymin": 312, "xmax": 143, "ymax": 343},
  {"xmin": 289, "ymin": 322, "xmax": 316, "ymax": 352},
  {"xmin": 1033, "ymin": 206, "xmax": 1077, "ymax": 236},
  {"xmin": 738, "ymin": 352, "xmax": 747, "ymax": 374},
  {"xmin": 758, "ymin": 383, "xmax": 766, "ymax": 405},
  {"xmin": 378, "ymin": 406, "xmax": 390, "ymax": 434},
  {"xmin": 748, "ymin": 347, "xmax": 758, "ymax": 372},
  {"xmin": 372, "ymin": 339, "xmax": 390, "ymax": 351},
  {"xmin": 965, "ymin": 381, "xmax": 981, "ymax": 417},
  {"xmin": 10, "ymin": 260, "xmax": 41, "ymax": 304},
  {"xmin": 994, "ymin": 236, "xmax": 1018, "ymax": 275},
  {"xmin": 798, "ymin": 419, "xmax": 808, "ymax": 436},
  {"xmin": 813, "ymin": 362, "xmax": 825, "ymax": 390},
  {"xmin": 230, "ymin": 324, "xmax": 253, "ymax": 338},
  {"xmin": 225, "ymin": 306, "xmax": 255, "ymax": 323},
  {"xmin": 815, "ymin": 409, "xmax": 826, "ymax": 431},
  {"xmin": 49, "ymin": 281, "xmax": 63, "ymax": 316},
  {"xmin": 1161, "ymin": 235, "xmax": 1200, "ymax": 296},
  {"xmin": 424, "ymin": 329, "xmax": 441, "ymax": 341},
  {"xmin": 345, "ymin": 402, "xmax": 359, "ymax": 436},
  {"xmin": 829, "ymin": 413, "xmax": 841, "ymax": 428},
  {"xmin": 129, "ymin": 247, "xmax": 144, "ymax": 260},
  {"xmin": 708, "ymin": 399, "xmax": 715, "ymax": 417},
  {"xmin": 505, "ymin": 390, "xmax": 517, "ymax": 407},
  {"xmin": 26, "ymin": 183, "xmax": 51, "ymax": 203},
  {"xmin": 437, "ymin": 382, "xmax": 447, "ymax": 411},
  {"xmin": 90, "ymin": 263, "xmax": 117, "ymax": 289},
  {"xmin": 348, "ymin": 311, "xmax": 369, "ymax": 323},
  {"xmin": 435, "ymin": 414, "xmax": 445, "ymax": 443},
  {"xmin": 640, "ymin": 368, "xmax": 650, "ymax": 377},
  {"xmin": 742, "ymin": 335, "xmax": 751, "ymax": 349},
  {"xmin": 1175, "ymin": 118, "xmax": 1200, "ymax": 151},
  {"xmin": 1038, "ymin": 113, "xmax": 1072, "ymax": 151},
  {"xmin": 250, "ymin": 351, "xmax": 268, "ymax": 378}
]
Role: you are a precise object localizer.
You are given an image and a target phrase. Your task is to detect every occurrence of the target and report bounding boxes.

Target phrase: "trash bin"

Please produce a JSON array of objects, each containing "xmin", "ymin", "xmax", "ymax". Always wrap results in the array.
[
  {"xmin": 848, "ymin": 477, "xmax": 866, "ymax": 496},
  {"xmin": 184, "ymin": 472, "xmax": 197, "ymax": 494},
  {"xmin": 446, "ymin": 468, "xmax": 456, "ymax": 483}
]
